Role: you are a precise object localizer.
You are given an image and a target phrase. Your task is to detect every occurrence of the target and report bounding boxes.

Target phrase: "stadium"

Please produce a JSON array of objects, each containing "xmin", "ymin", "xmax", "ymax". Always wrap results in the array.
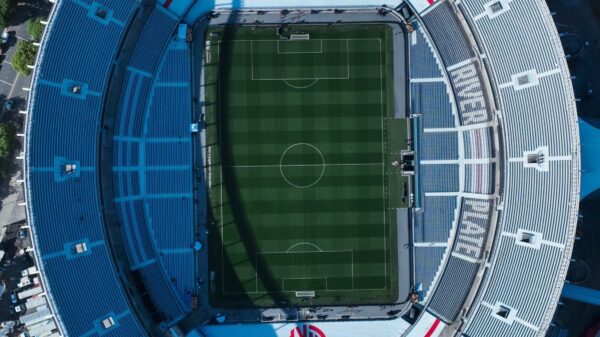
[{"xmin": 20, "ymin": 0, "xmax": 581, "ymax": 336}]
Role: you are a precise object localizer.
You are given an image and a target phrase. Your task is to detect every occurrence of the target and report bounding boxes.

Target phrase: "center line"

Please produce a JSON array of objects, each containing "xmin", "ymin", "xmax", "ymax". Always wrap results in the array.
[{"xmin": 227, "ymin": 163, "xmax": 383, "ymax": 168}]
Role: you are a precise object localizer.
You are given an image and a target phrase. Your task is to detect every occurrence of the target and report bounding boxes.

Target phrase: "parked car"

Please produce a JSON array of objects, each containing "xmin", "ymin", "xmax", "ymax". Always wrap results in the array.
[
  {"xmin": 9, "ymin": 291, "xmax": 17, "ymax": 305},
  {"xmin": 3, "ymin": 99, "xmax": 13, "ymax": 113},
  {"xmin": 18, "ymin": 228, "xmax": 26, "ymax": 239}
]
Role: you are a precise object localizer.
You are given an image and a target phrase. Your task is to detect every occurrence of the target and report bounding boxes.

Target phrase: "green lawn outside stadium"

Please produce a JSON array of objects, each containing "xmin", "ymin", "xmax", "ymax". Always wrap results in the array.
[{"xmin": 204, "ymin": 24, "xmax": 406, "ymax": 307}]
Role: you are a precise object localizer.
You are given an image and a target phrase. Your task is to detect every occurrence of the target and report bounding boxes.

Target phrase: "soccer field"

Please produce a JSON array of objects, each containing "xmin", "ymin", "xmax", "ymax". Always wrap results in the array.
[{"xmin": 204, "ymin": 24, "xmax": 405, "ymax": 307}]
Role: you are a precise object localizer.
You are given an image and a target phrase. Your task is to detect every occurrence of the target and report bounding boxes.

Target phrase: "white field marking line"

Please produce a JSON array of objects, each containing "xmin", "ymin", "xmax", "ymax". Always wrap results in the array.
[
  {"xmin": 282, "ymin": 78, "xmax": 319, "ymax": 89},
  {"xmin": 258, "ymin": 249, "xmax": 353, "ymax": 255},
  {"xmin": 222, "ymin": 38, "xmax": 388, "ymax": 294},
  {"xmin": 346, "ymin": 39, "xmax": 350, "ymax": 80},
  {"xmin": 215, "ymin": 40, "xmax": 229, "ymax": 295},
  {"xmin": 282, "ymin": 277, "xmax": 328, "ymax": 292},
  {"xmin": 250, "ymin": 41, "xmax": 255, "ymax": 81},
  {"xmin": 250, "ymin": 39, "xmax": 351, "ymax": 81},
  {"xmin": 254, "ymin": 76, "xmax": 347, "ymax": 81},
  {"xmin": 231, "ymin": 38, "xmax": 382, "ymax": 42},
  {"xmin": 205, "ymin": 47, "xmax": 212, "ymax": 64},
  {"xmin": 226, "ymin": 162, "xmax": 382, "ymax": 168},
  {"xmin": 279, "ymin": 143, "xmax": 325, "ymax": 189},
  {"xmin": 286, "ymin": 242, "xmax": 323, "ymax": 253},
  {"xmin": 351, "ymin": 250, "xmax": 354, "ymax": 290},
  {"xmin": 227, "ymin": 287, "xmax": 389, "ymax": 294},
  {"xmin": 0, "ymin": 78, "xmax": 13, "ymax": 86},
  {"xmin": 378, "ymin": 37, "xmax": 387, "ymax": 289},
  {"xmin": 277, "ymin": 39, "xmax": 323, "ymax": 54}
]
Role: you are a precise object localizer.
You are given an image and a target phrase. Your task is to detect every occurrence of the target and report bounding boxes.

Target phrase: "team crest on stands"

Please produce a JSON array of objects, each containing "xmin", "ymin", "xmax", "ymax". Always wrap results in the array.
[{"xmin": 289, "ymin": 324, "xmax": 326, "ymax": 337}]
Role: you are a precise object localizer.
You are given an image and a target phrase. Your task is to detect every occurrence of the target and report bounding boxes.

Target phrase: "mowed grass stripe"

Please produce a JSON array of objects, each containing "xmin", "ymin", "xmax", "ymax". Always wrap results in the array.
[
  {"xmin": 225, "ymin": 114, "xmax": 382, "ymax": 131},
  {"xmin": 223, "ymin": 237, "xmax": 387, "ymax": 256},
  {"xmin": 223, "ymin": 152, "xmax": 383, "ymax": 168},
  {"xmin": 209, "ymin": 24, "xmax": 397, "ymax": 306},
  {"xmin": 233, "ymin": 211, "xmax": 388, "ymax": 227},
  {"xmin": 221, "ymin": 104, "xmax": 384, "ymax": 120},
  {"xmin": 225, "ymin": 88, "xmax": 384, "ymax": 106},
  {"xmin": 231, "ymin": 165, "xmax": 383, "ymax": 189},
  {"xmin": 225, "ymin": 129, "xmax": 382, "ymax": 146}
]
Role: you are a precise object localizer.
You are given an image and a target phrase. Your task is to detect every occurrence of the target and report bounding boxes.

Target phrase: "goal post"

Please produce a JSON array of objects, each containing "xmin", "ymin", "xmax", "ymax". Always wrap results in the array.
[{"xmin": 290, "ymin": 34, "xmax": 310, "ymax": 40}]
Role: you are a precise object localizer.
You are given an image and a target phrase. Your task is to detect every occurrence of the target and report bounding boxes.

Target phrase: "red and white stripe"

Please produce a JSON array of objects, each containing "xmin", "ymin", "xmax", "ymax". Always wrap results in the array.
[{"xmin": 405, "ymin": 312, "xmax": 445, "ymax": 337}]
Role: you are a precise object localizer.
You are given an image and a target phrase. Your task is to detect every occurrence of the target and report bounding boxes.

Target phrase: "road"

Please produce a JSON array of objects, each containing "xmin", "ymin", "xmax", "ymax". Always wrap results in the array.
[{"xmin": 0, "ymin": 0, "xmax": 51, "ymax": 331}]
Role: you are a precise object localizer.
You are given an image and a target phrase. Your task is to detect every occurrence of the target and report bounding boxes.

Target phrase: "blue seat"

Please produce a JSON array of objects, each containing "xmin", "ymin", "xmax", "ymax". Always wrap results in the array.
[
  {"xmin": 26, "ymin": 0, "xmax": 145, "ymax": 335},
  {"xmin": 112, "ymin": 6, "xmax": 192, "ymax": 320}
]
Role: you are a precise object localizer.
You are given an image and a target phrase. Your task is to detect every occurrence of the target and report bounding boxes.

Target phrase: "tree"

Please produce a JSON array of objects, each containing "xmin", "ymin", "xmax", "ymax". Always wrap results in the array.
[
  {"xmin": 0, "ymin": 123, "xmax": 15, "ymax": 159},
  {"xmin": 0, "ymin": 123, "xmax": 15, "ymax": 178},
  {"xmin": 0, "ymin": 0, "xmax": 16, "ymax": 30},
  {"xmin": 12, "ymin": 41, "xmax": 37, "ymax": 76},
  {"xmin": 28, "ymin": 17, "xmax": 44, "ymax": 42}
]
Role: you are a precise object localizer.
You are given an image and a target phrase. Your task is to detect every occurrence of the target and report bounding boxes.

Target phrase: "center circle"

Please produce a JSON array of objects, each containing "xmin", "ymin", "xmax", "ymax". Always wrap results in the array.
[{"xmin": 279, "ymin": 143, "xmax": 325, "ymax": 189}]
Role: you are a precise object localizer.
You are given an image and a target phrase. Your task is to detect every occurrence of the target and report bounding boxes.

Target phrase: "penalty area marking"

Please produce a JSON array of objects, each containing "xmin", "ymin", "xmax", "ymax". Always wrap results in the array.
[
  {"xmin": 250, "ymin": 39, "xmax": 351, "ymax": 81},
  {"xmin": 256, "ymin": 249, "xmax": 355, "ymax": 292},
  {"xmin": 282, "ymin": 79, "xmax": 319, "ymax": 89},
  {"xmin": 277, "ymin": 39, "xmax": 323, "ymax": 54},
  {"xmin": 286, "ymin": 242, "xmax": 324, "ymax": 253}
]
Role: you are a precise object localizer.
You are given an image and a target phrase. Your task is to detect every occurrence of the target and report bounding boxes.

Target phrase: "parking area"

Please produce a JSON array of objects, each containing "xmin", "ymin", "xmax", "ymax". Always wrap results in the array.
[{"xmin": 0, "ymin": 0, "xmax": 52, "ymax": 333}]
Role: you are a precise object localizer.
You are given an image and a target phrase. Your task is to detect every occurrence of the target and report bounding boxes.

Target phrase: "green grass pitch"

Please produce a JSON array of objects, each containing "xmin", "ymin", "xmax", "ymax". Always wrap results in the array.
[{"xmin": 204, "ymin": 24, "xmax": 406, "ymax": 307}]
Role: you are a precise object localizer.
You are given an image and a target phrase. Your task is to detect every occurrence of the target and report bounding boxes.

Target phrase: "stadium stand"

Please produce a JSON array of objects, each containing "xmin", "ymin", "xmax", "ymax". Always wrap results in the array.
[
  {"xmin": 408, "ymin": 27, "xmax": 443, "ymax": 79},
  {"xmin": 418, "ymin": 165, "xmax": 460, "ymax": 193},
  {"xmin": 411, "ymin": 82, "xmax": 454, "ymax": 129},
  {"xmin": 112, "ymin": 4, "xmax": 193, "ymax": 325},
  {"xmin": 420, "ymin": 2, "xmax": 474, "ymax": 68},
  {"xmin": 407, "ymin": 0, "xmax": 501, "ymax": 327},
  {"xmin": 454, "ymin": 0, "xmax": 579, "ymax": 334},
  {"xmin": 413, "ymin": 196, "xmax": 456, "ymax": 244},
  {"xmin": 145, "ymin": 38, "xmax": 195, "ymax": 305},
  {"xmin": 464, "ymin": 164, "xmax": 494, "ymax": 195},
  {"xmin": 422, "ymin": 1, "xmax": 494, "ymax": 127},
  {"xmin": 23, "ymin": 0, "xmax": 579, "ymax": 335},
  {"xmin": 418, "ymin": 132, "xmax": 459, "ymax": 160},
  {"xmin": 463, "ymin": 128, "xmax": 495, "ymax": 160},
  {"xmin": 25, "ymin": 0, "xmax": 148, "ymax": 336},
  {"xmin": 428, "ymin": 197, "xmax": 494, "ymax": 322},
  {"xmin": 409, "ymin": 24, "xmax": 462, "ymax": 302},
  {"xmin": 406, "ymin": 0, "xmax": 579, "ymax": 335},
  {"xmin": 413, "ymin": 247, "xmax": 446, "ymax": 300}
]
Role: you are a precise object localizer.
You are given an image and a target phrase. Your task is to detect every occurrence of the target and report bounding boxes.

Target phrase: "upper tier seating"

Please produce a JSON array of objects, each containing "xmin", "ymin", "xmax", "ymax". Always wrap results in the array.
[
  {"xmin": 417, "ymin": 0, "xmax": 579, "ymax": 335},
  {"xmin": 26, "ymin": 0, "xmax": 146, "ymax": 336}
]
